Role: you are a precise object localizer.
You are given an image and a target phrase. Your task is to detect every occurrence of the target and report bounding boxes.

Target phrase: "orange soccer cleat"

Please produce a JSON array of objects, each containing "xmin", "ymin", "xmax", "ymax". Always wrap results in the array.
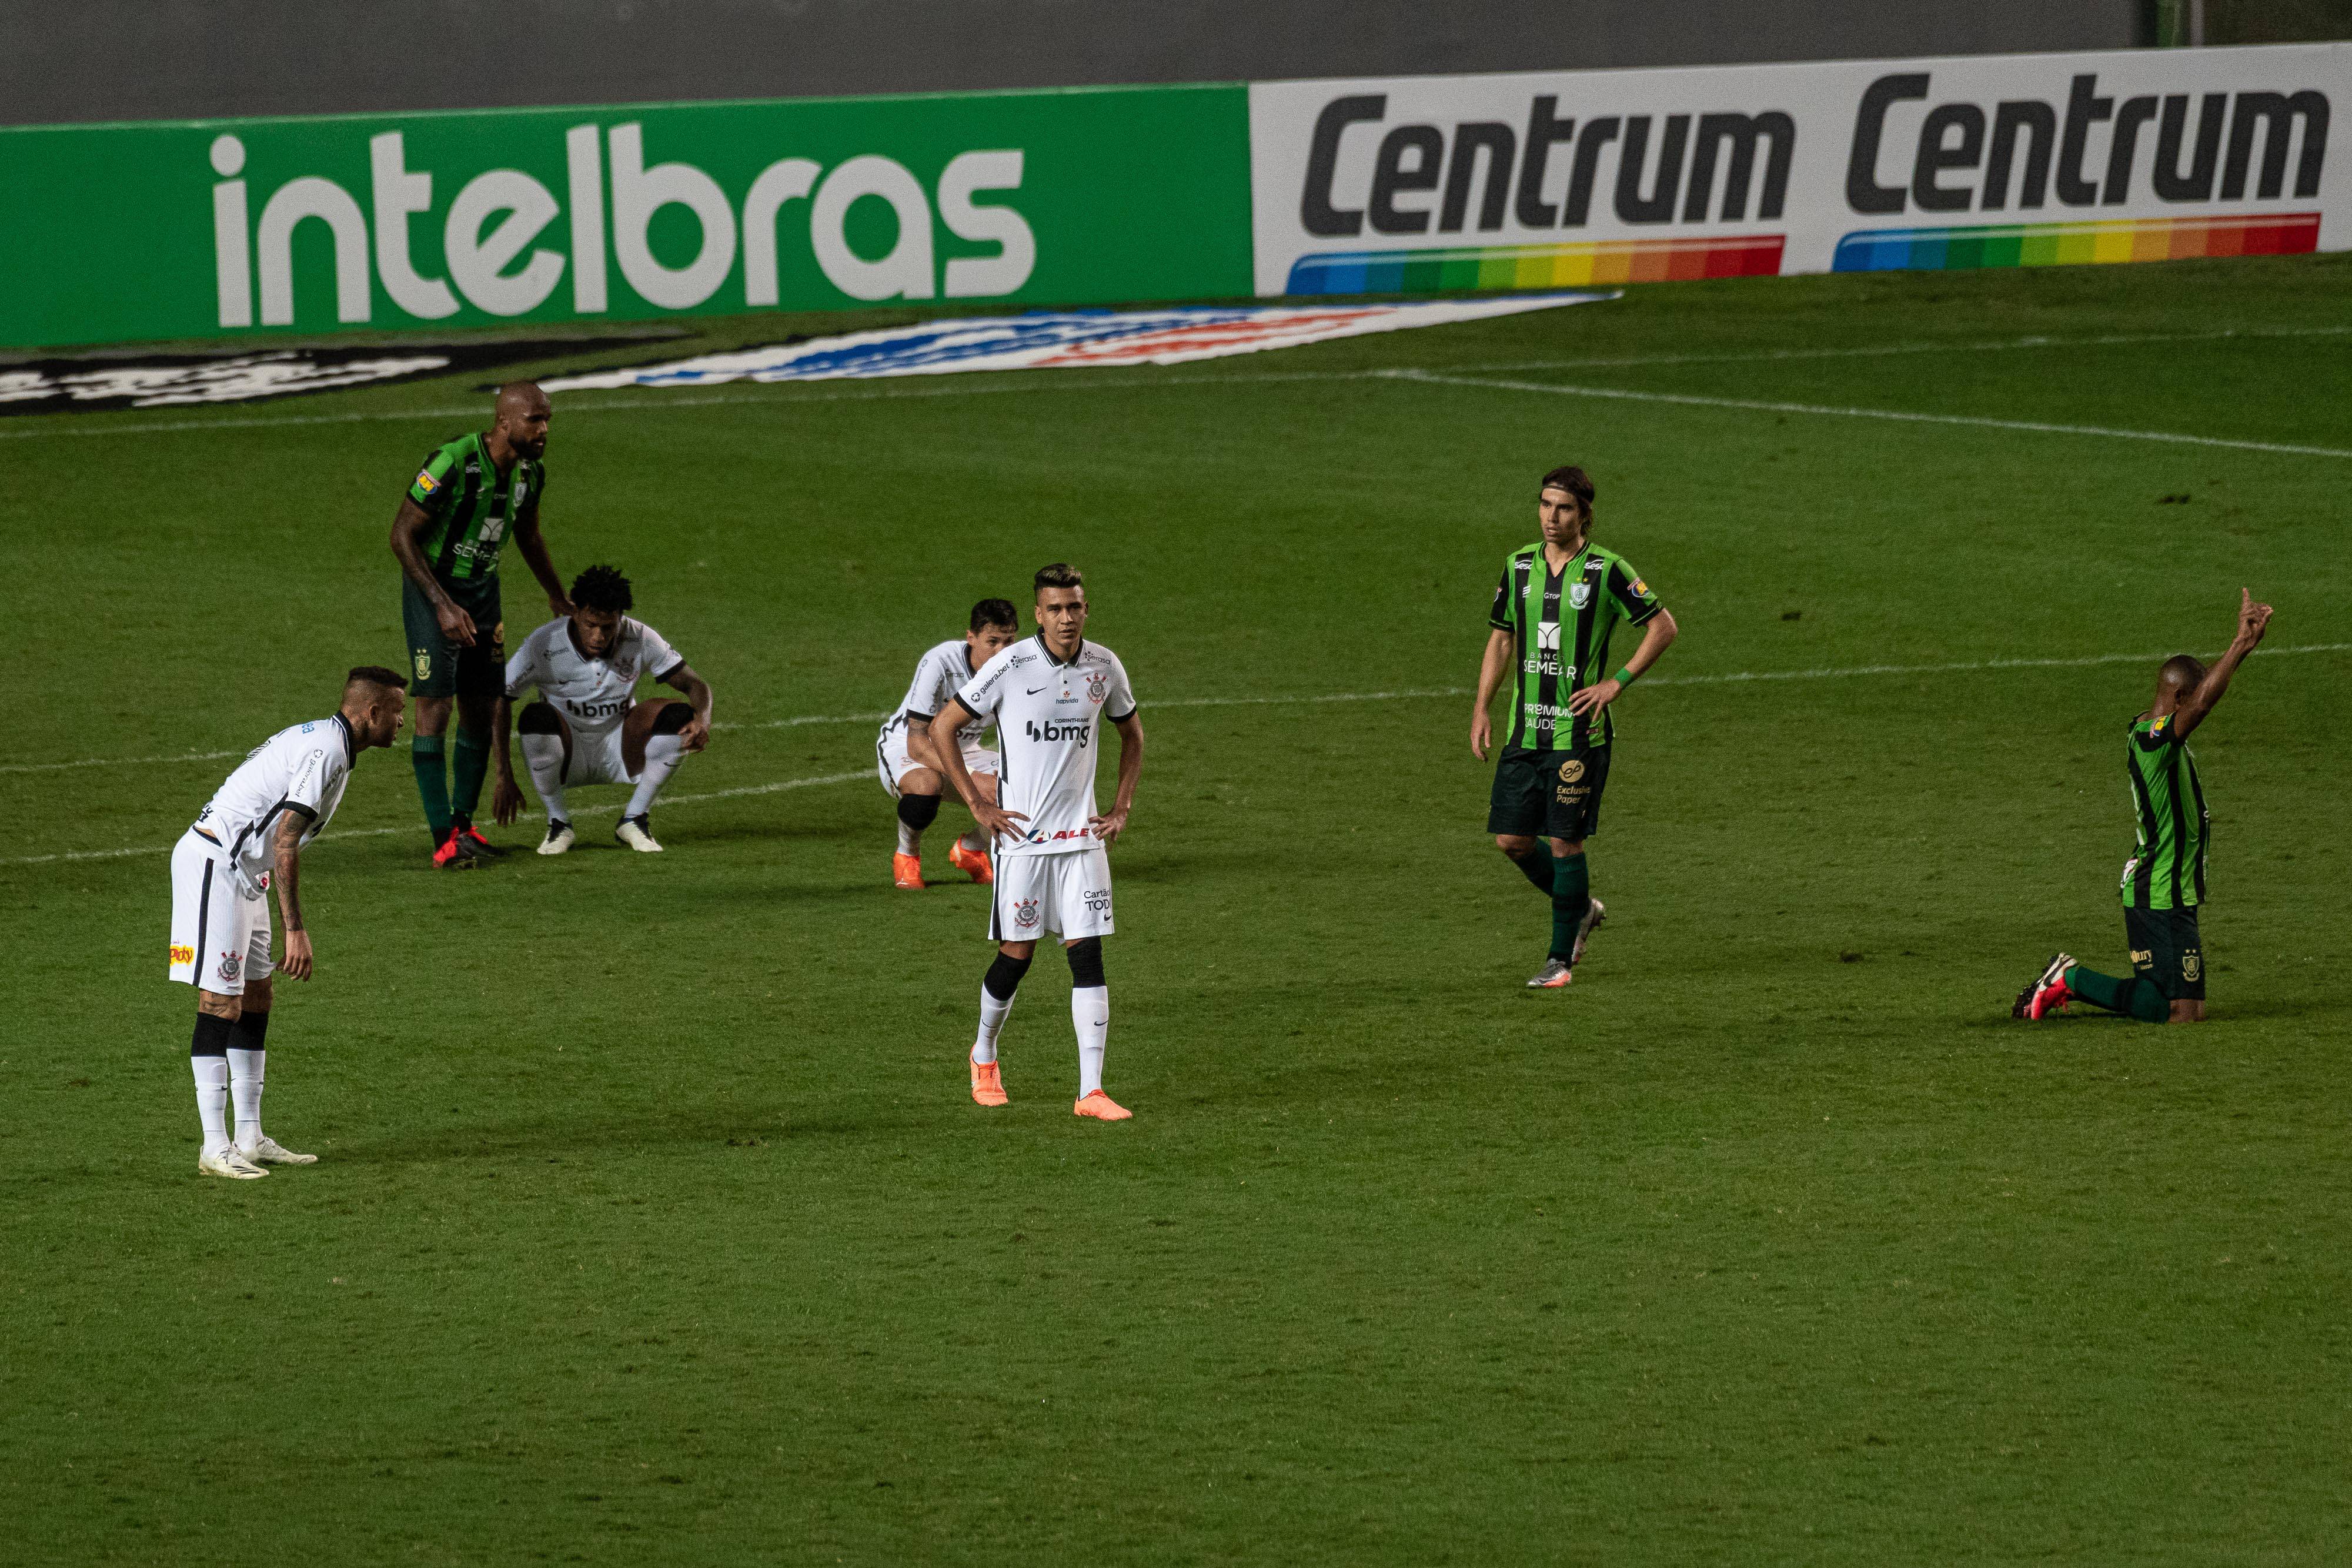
[
  {"xmin": 432, "ymin": 833, "xmax": 479, "ymax": 871},
  {"xmin": 893, "ymin": 852, "xmax": 924, "ymax": 890},
  {"xmin": 947, "ymin": 839, "xmax": 993, "ymax": 884},
  {"xmin": 1072, "ymin": 1090, "xmax": 1132, "ymax": 1121},
  {"xmin": 970, "ymin": 1058, "xmax": 1008, "ymax": 1106}
]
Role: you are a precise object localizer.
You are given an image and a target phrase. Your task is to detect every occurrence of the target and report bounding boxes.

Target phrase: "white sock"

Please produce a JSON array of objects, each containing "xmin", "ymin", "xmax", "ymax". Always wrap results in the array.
[
  {"xmin": 1073, "ymin": 985, "xmax": 1108, "ymax": 1096},
  {"xmin": 973, "ymin": 982, "xmax": 1014, "ymax": 1065},
  {"xmin": 193, "ymin": 1056, "xmax": 230, "ymax": 1153},
  {"xmin": 520, "ymin": 731, "xmax": 567, "ymax": 822},
  {"xmin": 957, "ymin": 831, "xmax": 985, "ymax": 854},
  {"xmin": 228, "ymin": 1047, "xmax": 265, "ymax": 1147},
  {"xmin": 626, "ymin": 733, "xmax": 685, "ymax": 819},
  {"xmin": 897, "ymin": 817, "xmax": 922, "ymax": 856}
]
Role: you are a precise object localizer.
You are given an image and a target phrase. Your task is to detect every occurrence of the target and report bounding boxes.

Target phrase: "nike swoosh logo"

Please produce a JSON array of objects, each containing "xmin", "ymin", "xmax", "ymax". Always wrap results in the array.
[{"xmin": 1026, "ymin": 685, "xmax": 1049, "ymax": 694}]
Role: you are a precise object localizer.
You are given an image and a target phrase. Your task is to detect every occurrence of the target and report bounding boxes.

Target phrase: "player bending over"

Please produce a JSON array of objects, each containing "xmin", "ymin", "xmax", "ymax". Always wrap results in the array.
[
  {"xmin": 877, "ymin": 598, "xmax": 1020, "ymax": 888},
  {"xmin": 930, "ymin": 564, "xmax": 1144, "ymax": 1120},
  {"xmin": 2017, "ymin": 590, "xmax": 2273, "ymax": 1025},
  {"xmin": 492, "ymin": 564, "xmax": 714, "ymax": 854},
  {"xmin": 390, "ymin": 382, "xmax": 571, "ymax": 868},
  {"xmin": 168, "ymin": 668, "xmax": 407, "ymax": 1178},
  {"xmin": 1472, "ymin": 464, "xmax": 1678, "ymax": 988}
]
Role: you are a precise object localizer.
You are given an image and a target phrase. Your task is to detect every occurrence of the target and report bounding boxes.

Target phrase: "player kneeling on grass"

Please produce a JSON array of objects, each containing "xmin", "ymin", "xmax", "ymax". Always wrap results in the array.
[
  {"xmin": 931, "ymin": 564, "xmax": 1143, "ymax": 1121},
  {"xmin": 169, "ymin": 667, "xmax": 407, "ymax": 1179},
  {"xmin": 877, "ymin": 598, "xmax": 1020, "ymax": 888},
  {"xmin": 2017, "ymin": 590, "xmax": 2272, "ymax": 1026},
  {"xmin": 491, "ymin": 564, "xmax": 714, "ymax": 854}
]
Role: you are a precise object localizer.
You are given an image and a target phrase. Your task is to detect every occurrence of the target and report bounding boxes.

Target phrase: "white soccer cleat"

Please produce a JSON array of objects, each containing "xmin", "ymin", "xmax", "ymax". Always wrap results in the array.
[
  {"xmin": 198, "ymin": 1146, "xmax": 268, "ymax": 1181},
  {"xmin": 614, "ymin": 815, "xmax": 663, "ymax": 853},
  {"xmin": 238, "ymin": 1134, "xmax": 317, "ymax": 1166},
  {"xmin": 1571, "ymin": 898, "xmax": 1606, "ymax": 967},
  {"xmin": 538, "ymin": 820, "xmax": 576, "ymax": 855}
]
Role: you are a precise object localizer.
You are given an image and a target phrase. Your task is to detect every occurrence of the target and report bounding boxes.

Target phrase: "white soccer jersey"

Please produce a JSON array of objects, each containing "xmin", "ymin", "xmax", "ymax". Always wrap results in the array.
[
  {"xmin": 953, "ymin": 634, "xmax": 1135, "ymax": 858},
  {"xmin": 189, "ymin": 714, "xmax": 358, "ymax": 893},
  {"xmin": 505, "ymin": 617, "xmax": 684, "ymax": 737},
  {"xmin": 879, "ymin": 638, "xmax": 989, "ymax": 747}
]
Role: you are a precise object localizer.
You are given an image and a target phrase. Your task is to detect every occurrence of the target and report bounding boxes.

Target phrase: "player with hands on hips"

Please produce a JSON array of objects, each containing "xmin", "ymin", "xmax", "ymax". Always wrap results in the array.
[{"xmin": 930, "ymin": 563, "xmax": 1144, "ymax": 1121}]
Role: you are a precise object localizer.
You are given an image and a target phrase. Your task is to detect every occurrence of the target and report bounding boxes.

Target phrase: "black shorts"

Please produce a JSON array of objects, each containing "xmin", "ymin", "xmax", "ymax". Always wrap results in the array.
[
  {"xmin": 401, "ymin": 576, "xmax": 505, "ymax": 701},
  {"xmin": 2124, "ymin": 904, "xmax": 2205, "ymax": 1001},
  {"xmin": 1486, "ymin": 745, "xmax": 1611, "ymax": 842}
]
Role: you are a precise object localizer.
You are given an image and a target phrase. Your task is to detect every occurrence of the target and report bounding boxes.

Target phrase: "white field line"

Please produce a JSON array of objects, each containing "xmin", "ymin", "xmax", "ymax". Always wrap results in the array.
[
  {"xmin": 15, "ymin": 645, "xmax": 2345, "ymax": 869},
  {"xmin": 0, "ymin": 747, "xmax": 248, "ymax": 776},
  {"xmin": 1385, "ymin": 368, "xmax": 2352, "ymax": 460},
  {"xmin": 0, "ymin": 769, "xmax": 870, "ymax": 869},
  {"xmin": 1, "ymin": 322, "xmax": 2343, "ymax": 442}
]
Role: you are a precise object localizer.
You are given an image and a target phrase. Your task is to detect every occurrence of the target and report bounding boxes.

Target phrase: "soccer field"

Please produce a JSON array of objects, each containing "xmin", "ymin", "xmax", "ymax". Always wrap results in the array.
[{"xmin": 5, "ymin": 256, "xmax": 2348, "ymax": 1564}]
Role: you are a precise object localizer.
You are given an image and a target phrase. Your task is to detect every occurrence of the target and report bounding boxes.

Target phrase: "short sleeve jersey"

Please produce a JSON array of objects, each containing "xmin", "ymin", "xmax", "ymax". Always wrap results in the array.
[
  {"xmin": 883, "ymin": 639, "xmax": 989, "ymax": 746},
  {"xmin": 2122, "ymin": 711, "xmax": 2208, "ymax": 910},
  {"xmin": 1489, "ymin": 540, "xmax": 1662, "ymax": 752},
  {"xmin": 191, "ymin": 714, "xmax": 358, "ymax": 893},
  {"xmin": 407, "ymin": 433, "xmax": 547, "ymax": 584},
  {"xmin": 951, "ymin": 634, "xmax": 1136, "ymax": 857},
  {"xmin": 504, "ymin": 617, "xmax": 684, "ymax": 738}
]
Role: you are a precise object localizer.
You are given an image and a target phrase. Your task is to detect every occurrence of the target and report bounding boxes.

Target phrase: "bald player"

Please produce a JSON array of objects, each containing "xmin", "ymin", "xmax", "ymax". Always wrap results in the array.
[
  {"xmin": 2016, "ymin": 590, "xmax": 2274, "ymax": 1026},
  {"xmin": 390, "ymin": 382, "xmax": 572, "ymax": 868}
]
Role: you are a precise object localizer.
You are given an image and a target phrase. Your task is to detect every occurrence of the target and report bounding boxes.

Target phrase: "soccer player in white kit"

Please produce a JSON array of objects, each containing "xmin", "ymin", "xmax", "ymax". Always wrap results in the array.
[
  {"xmin": 876, "ymin": 598, "xmax": 1019, "ymax": 889},
  {"xmin": 167, "ymin": 667, "xmax": 408, "ymax": 1178},
  {"xmin": 491, "ymin": 565, "xmax": 714, "ymax": 854},
  {"xmin": 930, "ymin": 563, "xmax": 1145, "ymax": 1121}
]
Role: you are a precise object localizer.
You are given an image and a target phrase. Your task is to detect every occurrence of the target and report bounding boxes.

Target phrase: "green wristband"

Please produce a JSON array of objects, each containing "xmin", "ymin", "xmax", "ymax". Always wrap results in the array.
[{"xmin": 1615, "ymin": 665, "xmax": 1639, "ymax": 687}]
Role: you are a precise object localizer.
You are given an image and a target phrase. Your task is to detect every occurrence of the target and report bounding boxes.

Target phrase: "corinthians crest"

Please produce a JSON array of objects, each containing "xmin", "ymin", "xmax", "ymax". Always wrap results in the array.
[
  {"xmin": 1013, "ymin": 898, "xmax": 1041, "ymax": 930},
  {"xmin": 1086, "ymin": 669, "xmax": 1108, "ymax": 704}
]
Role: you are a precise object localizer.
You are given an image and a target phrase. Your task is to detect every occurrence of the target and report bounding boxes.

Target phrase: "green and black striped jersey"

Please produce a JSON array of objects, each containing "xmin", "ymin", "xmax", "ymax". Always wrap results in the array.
[
  {"xmin": 1489, "ymin": 540, "xmax": 1662, "ymax": 751},
  {"xmin": 406, "ymin": 433, "xmax": 547, "ymax": 584},
  {"xmin": 2122, "ymin": 711, "xmax": 2208, "ymax": 910}
]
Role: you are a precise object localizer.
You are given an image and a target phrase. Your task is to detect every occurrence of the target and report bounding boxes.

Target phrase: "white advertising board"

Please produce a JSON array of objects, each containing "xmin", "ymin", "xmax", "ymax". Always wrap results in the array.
[{"xmin": 1248, "ymin": 43, "xmax": 2352, "ymax": 295}]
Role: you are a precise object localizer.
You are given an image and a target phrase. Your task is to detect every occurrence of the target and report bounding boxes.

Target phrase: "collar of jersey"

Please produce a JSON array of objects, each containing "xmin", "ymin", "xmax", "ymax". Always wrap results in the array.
[
  {"xmin": 1033, "ymin": 632, "xmax": 1084, "ymax": 668},
  {"xmin": 330, "ymin": 711, "xmax": 355, "ymax": 766}
]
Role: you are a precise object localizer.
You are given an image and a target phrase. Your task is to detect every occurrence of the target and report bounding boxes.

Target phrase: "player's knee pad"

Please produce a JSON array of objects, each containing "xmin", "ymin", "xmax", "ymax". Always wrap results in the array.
[
  {"xmin": 517, "ymin": 701, "xmax": 563, "ymax": 735},
  {"xmin": 896, "ymin": 792, "xmax": 941, "ymax": 831},
  {"xmin": 984, "ymin": 950, "xmax": 1032, "ymax": 1001},
  {"xmin": 1065, "ymin": 937, "xmax": 1105, "ymax": 989},
  {"xmin": 648, "ymin": 701, "xmax": 694, "ymax": 737}
]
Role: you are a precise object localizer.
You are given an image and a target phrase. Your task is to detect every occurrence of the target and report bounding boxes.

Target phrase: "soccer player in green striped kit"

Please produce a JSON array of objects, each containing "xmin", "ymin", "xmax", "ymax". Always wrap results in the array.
[
  {"xmin": 2017, "ymin": 590, "xmax": 2274, "ymax": 1025},
  {"xmin": 389, "ymin": 383, "xmax": 572, "ymax": 867},
  {"xmin": 1472, "ymin": 465, "xmax": 1679, "ymax": 988}
]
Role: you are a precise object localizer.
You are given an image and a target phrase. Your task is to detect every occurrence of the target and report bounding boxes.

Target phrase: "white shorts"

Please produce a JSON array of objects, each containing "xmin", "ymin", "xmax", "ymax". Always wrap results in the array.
[
  {"xmin": 556, "ymin": 725, "xmax": 636, "ymax": 787},
  {"xmin": 168, "ymin": 830, "xmax": 272, "ymax": 994},
  {"xmin": 876, "ymin": 726, "xmax": 998, "ymax": 797},
  {"xmin": 987, "ymin": 845, "xmax": 1114, "ymax": 942}
]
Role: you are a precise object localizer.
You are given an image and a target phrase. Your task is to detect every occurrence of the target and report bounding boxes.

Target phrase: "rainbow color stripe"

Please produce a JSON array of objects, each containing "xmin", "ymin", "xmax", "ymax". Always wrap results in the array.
[
  {"xmin": 1833, "ymin": 212, "xmax": 2321, "ymax": 273},
  {"xmin": 1286, "ymin": 235, "xmax": 1785, "ymax": 295}
]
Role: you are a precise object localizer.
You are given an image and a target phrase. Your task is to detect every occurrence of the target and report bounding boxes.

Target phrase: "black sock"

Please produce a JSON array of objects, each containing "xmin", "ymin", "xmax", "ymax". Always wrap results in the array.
[
  {"xmin": 191, "ymin": 1012, "xmax": 233, "ymax": 1058},
  {"xmin": 984, "ymin": 950, "xmax": 1033, "ymax": 1001},
  {"xmin": 1509, "ymin": 849, "xmax": 1553, "ymax": 895}
]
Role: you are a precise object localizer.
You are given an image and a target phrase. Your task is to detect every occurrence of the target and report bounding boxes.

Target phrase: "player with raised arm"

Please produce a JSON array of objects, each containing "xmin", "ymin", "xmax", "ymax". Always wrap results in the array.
[
  {"xmin": 2016, "ymin": 590, "xmax": 2273, "ymax": 1025},
  {"xmin": 168, "ymin": 668, "xmax": 408, "ymax": 1179},
  {"xmin": 930, "ymin": 564, "xmax": 1144, "ymax": 1120},
  {"xmin": 877, "ymin": 599, "xmax": 1020, "ymax": 888},
  {"xmin": 1472, "ymin": 464, "xmax": 1679, "ymax": 989},
  {"xmin": 491, "ymin": 565, "xmax": 713, "ymax": 855},
  {"xmin": 390, "ymin": 382, "xmax": 570, "ymax": 868}
]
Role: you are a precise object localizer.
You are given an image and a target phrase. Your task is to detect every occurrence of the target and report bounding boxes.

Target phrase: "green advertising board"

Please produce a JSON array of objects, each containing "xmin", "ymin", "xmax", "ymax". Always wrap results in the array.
[{"xmin": 0, "ymin": 83, "xmax": 1252, "ymax": 349}]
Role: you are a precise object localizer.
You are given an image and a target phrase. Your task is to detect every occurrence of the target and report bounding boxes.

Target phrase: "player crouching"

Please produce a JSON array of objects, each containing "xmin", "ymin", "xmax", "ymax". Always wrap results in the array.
[
  {"xmin": 876, "ymin": 599, "xmax": 1018, "ymax": 888},
  {"xmin": 492, "ymin": 564, "xmax": 713, "ymax": 854},
  {"xmin": 170, "ymin": 667, "xmax": 407, "ymax": 1178}
]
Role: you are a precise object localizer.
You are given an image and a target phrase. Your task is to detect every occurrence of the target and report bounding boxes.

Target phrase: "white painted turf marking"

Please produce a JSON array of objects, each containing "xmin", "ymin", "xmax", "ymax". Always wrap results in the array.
[
  {"xmin": 12, "ymin": 644, "xmax": 2342, "ymax": 868},
  {"xmin": 1384, "ymin": 369, "xmax": 2352, "ymax": 460},
  {"xmin": 1, "ymin": 324, "xmax": 2344, "ymax": 444}
]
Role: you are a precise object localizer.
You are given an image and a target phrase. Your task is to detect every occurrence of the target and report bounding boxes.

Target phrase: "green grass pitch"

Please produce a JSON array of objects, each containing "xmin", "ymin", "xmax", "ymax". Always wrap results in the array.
[{"xmin": 4, "ymin": 255, "xmax": 2348, "ymax": 1564}]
